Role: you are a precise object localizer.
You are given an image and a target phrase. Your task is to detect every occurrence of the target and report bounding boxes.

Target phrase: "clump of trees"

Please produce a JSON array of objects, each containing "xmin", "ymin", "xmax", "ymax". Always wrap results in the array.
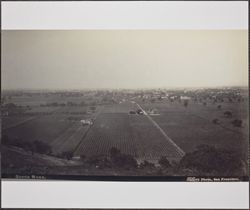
[
  {"xmin": 158, "ymin": 156, "xmax": 171, "ymax": 168},
  {"xmin": 2, "ymin": 135, "xmax": 52, "ymax": 155},
  {"xmin": 109, "ymin": 147, "xmax": 138, "ymax": 169},
  {"xmin": 179, "ymin": 145, "xmax": 243, "ymax": 175},
  {"xmin": 69, "ymin": 145, "xmax": 246, "ymax": 176},
  {"xmin": 4, "ymin": 134, "xmax": 245, "ymax": 176},
  {"xmin": 73, "ymin": 147, "xmax": 138, "ymax": 170}
]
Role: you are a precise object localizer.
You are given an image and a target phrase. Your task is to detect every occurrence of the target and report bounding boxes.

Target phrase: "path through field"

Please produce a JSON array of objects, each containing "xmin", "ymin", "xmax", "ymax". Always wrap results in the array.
[{"xmin": 132, "ymin": 101, "xmax": 185, "ymax": 158}]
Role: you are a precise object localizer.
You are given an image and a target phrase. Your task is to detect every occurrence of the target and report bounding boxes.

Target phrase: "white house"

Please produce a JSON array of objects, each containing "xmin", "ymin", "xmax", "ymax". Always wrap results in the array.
[{"xmin": 80, "ymin": 119, "xmax": 93, "ymax": 125}]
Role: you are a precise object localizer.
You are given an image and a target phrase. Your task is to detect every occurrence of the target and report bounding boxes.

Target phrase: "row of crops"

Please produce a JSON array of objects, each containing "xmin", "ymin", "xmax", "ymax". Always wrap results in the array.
[
  {"xmin": 74, "ymin": 113, "xmax": 137, "ymax": 157},
  {"xmin": 74, "ymin": 112, "xmax": 184, "ymax": 162},
  {"xmin": 4, "ymin": 99, "xmax": 247, "ymax": 163}
]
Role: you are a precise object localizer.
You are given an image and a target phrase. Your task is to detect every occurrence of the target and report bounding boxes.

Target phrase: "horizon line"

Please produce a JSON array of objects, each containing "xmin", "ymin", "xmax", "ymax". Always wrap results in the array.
[{"xmin": 2, "ymin": 85, "xmax": 248, "ymax": 92}]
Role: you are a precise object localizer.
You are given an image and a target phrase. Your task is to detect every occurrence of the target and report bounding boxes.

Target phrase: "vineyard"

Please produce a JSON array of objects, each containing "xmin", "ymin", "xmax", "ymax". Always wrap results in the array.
[
  {"xmin": 74, "ymin": 113, "xmax": 136, "ymax": 157},
  {"xmin": 2, "ymin": 88, "xmax": 249, "ymax": 171},
  {"xmin": 74, "ymin": 110, "xmax": 185, "ymax": 162}
]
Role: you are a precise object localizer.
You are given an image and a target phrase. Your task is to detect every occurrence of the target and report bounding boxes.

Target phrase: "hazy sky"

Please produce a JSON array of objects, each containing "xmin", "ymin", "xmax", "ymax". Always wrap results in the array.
[{"xmin": 2, "ymin": 30, "xmax": 248, "ymax": 90}]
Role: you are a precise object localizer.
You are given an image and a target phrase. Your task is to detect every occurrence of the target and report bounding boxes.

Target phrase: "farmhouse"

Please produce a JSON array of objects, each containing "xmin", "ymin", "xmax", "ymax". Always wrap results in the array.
[
  {"xmin": 148, "ymin": 108, "xmax": 160, "ymax": 115},
  {"xmin": 80, "ymin": 119, "xmax": 93, "ymax": 125}
]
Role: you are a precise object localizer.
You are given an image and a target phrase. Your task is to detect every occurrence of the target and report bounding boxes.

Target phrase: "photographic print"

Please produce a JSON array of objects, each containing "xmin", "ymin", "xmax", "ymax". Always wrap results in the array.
[{"xmin": 1, "ymin": 30, "xmax": 248, "ymax": 180}]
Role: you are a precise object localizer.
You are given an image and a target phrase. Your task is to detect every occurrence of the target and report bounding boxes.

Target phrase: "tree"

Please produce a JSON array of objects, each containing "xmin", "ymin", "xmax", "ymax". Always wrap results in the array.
[
  {"xmin": 109, "ymin": 147, "xmax": 137, "ymax": 169},
  {"xmin": 232, "ymin": 119, "xmax": 242, "ymax": 127},
  {"xmin": 224, "ymin": 111, "xmax": 232, "ymax": 118},
  {"xmin": 217, "ymin": 105, "xmax": 222, "ymax": 109},
  {"xmin": 158, "ymin": 156, "xmax": 171, "ymax": 168},
  {"xmin": 183, "ymin": 100, "xmax": 188, "ymax": 108}
]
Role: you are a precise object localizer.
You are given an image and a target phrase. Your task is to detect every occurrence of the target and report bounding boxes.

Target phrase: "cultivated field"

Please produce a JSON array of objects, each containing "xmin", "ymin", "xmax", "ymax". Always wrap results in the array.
[
  {"xmin": 139, "ymin": 100, "xmax": 248, "ymax": 156},
  {"xmin": 2, "ymin": 88, "xmax": 248, "ymax": 176}
]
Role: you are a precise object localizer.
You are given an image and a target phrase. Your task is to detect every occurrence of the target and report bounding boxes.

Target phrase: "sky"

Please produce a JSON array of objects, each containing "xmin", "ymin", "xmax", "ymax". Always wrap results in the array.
[{"xmin": 1, "ymin": 30, "xmax": 248, "ymax": 90}]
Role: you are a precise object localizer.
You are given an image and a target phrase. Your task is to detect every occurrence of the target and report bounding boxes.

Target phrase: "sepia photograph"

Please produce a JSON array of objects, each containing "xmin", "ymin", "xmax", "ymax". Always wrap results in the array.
[{"xmin": 1, "ymin": 30, "xmax": 248, "ymax": 180}]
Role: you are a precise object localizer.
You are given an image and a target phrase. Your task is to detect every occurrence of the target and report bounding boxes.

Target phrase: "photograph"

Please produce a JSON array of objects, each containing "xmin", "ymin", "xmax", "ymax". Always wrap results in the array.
[{"xmin": 1, "ymin": 30, "xmax": 248, "ymax": 180}]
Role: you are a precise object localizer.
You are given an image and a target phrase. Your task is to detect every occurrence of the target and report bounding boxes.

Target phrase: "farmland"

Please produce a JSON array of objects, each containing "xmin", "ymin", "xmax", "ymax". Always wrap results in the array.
[
  {"xmin": 1, "ymin": 87, "xmax": 249, "ymax": 176},
  {"xmin": 138, "ymin": 100, "xmax": 248, "ymax": 156}
]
